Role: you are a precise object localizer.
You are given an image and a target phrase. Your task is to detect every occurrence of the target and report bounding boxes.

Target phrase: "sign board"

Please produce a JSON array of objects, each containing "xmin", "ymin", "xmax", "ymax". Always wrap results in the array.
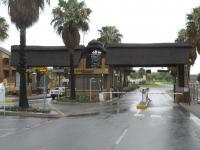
[
  {"xmin": 62, "ymin": 78, "xmax": 69, "ymax": 83},
  {"xmin": 52, "ymin": 69, "xmax": 64, "ymax": 73},
  {"xmin": 39, "ymin": 67, "xmax": 48, "ymax": 74}
]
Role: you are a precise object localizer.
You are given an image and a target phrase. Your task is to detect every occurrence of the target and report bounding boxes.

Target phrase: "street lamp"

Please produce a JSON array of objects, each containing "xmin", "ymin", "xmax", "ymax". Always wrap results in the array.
[{"xmin": 90, "ymin": 77, "xmax": 95, "ymax": 101}]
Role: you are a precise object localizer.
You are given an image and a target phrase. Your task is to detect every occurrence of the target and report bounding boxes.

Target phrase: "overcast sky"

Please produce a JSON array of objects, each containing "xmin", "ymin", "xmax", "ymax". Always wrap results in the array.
[{"xmin": 0, "ymin": 0, "xmax": 200, "ymax": 74}]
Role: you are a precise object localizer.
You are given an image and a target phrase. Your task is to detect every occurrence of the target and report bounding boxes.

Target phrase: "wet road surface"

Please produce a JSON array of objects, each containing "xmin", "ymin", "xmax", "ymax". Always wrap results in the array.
[{"xmin": 1, "ymin": 86, "xmax": 200, "ymax": 150}]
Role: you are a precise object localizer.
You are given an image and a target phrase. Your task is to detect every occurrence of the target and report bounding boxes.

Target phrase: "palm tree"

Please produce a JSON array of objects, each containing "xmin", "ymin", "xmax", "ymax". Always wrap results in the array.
[
  {"xmin": 175, "ymin": 28, "xmax": 196, "ymax": 66},
  {"xmin": 97, "ymin": 26, "xmax": 123, "ymax": 47},
  {"xmin": 97, "ymin": 26, "xmax": 125, "ymax": 89},
  {"xmin": 3, "ymin": 0, "xmax": 50, "ymax": 109},
  {"xmin": 186, "ymin": 7, "xmax": 200, "ymax": 61},
  {"xmin": 0, "ymin": 16, "xmax": 8, "ymax": 41},
  {"xmin": 175, "ymin": 29, "xmax": 187, "ymax": 43},
  {"xmin": 51, "ymin": 0, "xmax": 91, "ymax": 100}
]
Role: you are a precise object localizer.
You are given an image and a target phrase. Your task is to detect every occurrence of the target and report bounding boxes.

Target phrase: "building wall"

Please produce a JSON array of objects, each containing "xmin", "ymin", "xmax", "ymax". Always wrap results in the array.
[
  {"xmin": 0, "ymin": 49, "xmax": 16, "ymax": 84},
  {"xmin": 74, "ymin": 55, "xmax": 112, "ymax": 100}
]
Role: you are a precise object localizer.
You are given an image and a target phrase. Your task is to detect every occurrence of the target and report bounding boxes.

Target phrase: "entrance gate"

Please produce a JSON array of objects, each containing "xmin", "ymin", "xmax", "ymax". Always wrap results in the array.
[{"xmin": 11, "ymin": 42, "xmax": 192, "ymax": 103}]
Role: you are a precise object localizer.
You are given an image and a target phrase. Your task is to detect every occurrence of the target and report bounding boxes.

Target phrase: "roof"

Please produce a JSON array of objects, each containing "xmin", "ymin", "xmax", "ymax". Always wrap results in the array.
[
  {"xmin": 11, "ymin": 45, "xmax": 84, "ymax": 67},
  {"xmin": 0, "ymin": 46, "xmax": 11, "ymax": 55},
  {"xmin": 85, "ymin": 40, "xmax": 106, "ymax": 53},
  {"xmin": 106, "ymin": 43, "xmax": 192, "ymax": 67}
]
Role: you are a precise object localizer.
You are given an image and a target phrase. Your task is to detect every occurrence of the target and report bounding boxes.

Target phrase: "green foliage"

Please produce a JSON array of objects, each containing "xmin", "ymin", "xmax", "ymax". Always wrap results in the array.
[
  {"xmin": 131, "ymin": 71, "xmax": 173, "ymax": 83},
  {"xmin": 97, "ymin": 26, "xmax": 123, "ymax": 47},
  {"xmin": 76, "ymin": 95, "xmax": 89, "ymax": 103},
  {"xmin": 76, "ymin": 95, "xmax": 99, "ymax": 103},
  {"xmin": 175, "ymin": 28, "xmax": 188, "ymax": 43},
  {"xmin": 4, "ymin": 0, "xmax": 50, "ymax": 29},
  {"xmin": 123, "ymin": 84, "xmax": 139, "ymax": 92},
  {"xmin": 0, "ymin": 17, "xmax": 9, "ymax": 41},
  {"xmin": 51, "ymin": 0, "xmax": 91, "ymax": 35},
  {"xmin": 138, "ymin": 68, "xmax": 146, "ymax": 78},
  {"xmin": 176, "ymin": 6, "xmax": 200, "ymax": 65},
  {"xmin": 0, "ymin": 105, "xmax": 50, "ymax": 113}
]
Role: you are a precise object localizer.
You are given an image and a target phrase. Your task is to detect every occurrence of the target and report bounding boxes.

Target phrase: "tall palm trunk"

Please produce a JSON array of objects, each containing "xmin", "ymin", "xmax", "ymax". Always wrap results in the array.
[
  {"xmin": 70, "ymin": 52, "xmax": 76, "ymax": 100},
  {"xmin": 19, "ymin": 26, "xmax": 29, "ymax": 108}
]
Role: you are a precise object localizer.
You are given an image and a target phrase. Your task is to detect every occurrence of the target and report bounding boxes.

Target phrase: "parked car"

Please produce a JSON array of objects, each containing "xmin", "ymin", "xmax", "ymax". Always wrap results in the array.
[{"xmin": 50, "ymin": 87, "xmax": 66, "ymax": 100}]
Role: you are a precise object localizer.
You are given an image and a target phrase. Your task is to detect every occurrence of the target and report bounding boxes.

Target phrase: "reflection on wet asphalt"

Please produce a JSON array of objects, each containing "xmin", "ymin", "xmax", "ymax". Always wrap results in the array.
[{"xmin": 0, "ymin": 85, "xmax": 200, "ymax": 150}]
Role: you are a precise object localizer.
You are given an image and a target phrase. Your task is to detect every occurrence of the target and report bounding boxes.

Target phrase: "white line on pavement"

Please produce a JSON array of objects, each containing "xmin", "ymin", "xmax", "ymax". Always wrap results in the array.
[
  {"xmin": 134, "ymin": 114, "xmax": 145, "ymax": 117},
  {"xmin": 134, "ymin": 110, "xmax": 145, "ymax": 117},
  {"xmin": 0, "ymin": 128, "xmax": 17, "ymax": 131},
  {"xmin": 150, "ymin": 115, "xmax": 162, "ymax": 118},
  {"xmin": 115, "ymin": 128, "xmax": 128, "ymax": 145},
  {"xmin": 0, "ymin": 132, "xmax": 13, "ymax": 138}
]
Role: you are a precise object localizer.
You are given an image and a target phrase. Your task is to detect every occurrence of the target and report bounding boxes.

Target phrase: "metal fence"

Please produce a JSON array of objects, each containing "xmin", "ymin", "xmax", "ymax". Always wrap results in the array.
[{"xmin": 189, "ymin": 83, "xmax": 200, "ymax": 102}]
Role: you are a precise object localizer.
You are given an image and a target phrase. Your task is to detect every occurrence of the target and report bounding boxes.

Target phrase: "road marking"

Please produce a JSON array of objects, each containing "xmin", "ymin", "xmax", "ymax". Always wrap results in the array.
[
  {"xmin": 134, "ymin": 109, "xmax": 145, "ymax": 117},
  {"xmin": 47, "ymin": 102, "xmax": 65, "ymax": 117},
  {"xmin": 150, "ymin": 115, "xmax": 162, "ymax": 118},
  {"xmin": 0, "ymin": 128, "xmax": 16, "ymax": 131},
  {"xmin": 0, "ymin": 132, "xmax": 13, "ymax": 138},
  {"xmin": 115, "ymin": 128, "xmax": 128, "ymax": 145},
  {"xmin": 134, "ymin": 114, "xmax": 145, "ymax": 117}
]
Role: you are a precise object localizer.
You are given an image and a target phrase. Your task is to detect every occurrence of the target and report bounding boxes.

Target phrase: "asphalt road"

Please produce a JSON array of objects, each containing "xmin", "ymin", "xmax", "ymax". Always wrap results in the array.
[{"xmin": 1, "ymin": 85, "xmax": 200, "ymax": 150}]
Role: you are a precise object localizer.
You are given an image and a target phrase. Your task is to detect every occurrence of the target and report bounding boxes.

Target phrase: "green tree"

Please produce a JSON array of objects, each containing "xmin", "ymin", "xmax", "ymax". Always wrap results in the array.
[
  {"xmin": 0, "ymin": 16, "xmax": 8, "ymax": 41},
  {"xmin": 51, "ymin": 0, "xmax": 91, "ymax": 100},
  {"xmin": 2, "ymin": 0, "xmax": 50, "ymax": 109},
  {"xmin": 138, "ymin": 68, "xmax": 146, "ymax": 78},
  {"xmin": 97, "ymin": 26, "xmax": 125, "ymax": 87},
  {"xmin": 185, "ymin": 7, "xmax": 200, "ymax": 64},
  {"xmin": 175, "ymin": 29, "xmax": 187, "ymax": 43},
  {"xmin": 97, "ymin": 26, "xmax": 123, "ymax": 47}
]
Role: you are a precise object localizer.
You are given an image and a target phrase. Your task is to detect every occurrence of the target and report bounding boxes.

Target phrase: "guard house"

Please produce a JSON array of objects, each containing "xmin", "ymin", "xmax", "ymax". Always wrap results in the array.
[
  {"xmin": 11, "ymin": 42, "xmax": 192, "ymax": 103},
  {"xmin": 74, "ymin": 40, "xmax": 112, "ymax": 99}
]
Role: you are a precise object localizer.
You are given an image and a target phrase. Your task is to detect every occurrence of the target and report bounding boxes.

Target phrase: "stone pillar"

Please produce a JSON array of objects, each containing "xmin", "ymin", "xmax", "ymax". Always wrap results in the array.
[{"xmin": 176, "ymin": 64, "xmax": 189, "ymax": 103}]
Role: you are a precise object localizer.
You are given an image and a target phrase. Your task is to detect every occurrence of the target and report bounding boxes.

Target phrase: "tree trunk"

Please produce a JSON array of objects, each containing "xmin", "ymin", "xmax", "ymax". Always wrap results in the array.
[
  {"xmin": 70, "ymin": 52, "xmax": 76, "ymax": 100},
  {"xmin": 19, "ymin": 27, "xmax": 29, "ymax": 108}
]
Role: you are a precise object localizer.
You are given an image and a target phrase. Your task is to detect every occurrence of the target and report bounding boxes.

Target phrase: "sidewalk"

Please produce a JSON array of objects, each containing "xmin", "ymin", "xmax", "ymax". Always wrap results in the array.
[
  {"xmin": 180, "ymin": 101, "xmax": 200, "ymax": 118},
  {"xmin": 1, "ymin": 96, "xmax": 118, "ymax": 118}
]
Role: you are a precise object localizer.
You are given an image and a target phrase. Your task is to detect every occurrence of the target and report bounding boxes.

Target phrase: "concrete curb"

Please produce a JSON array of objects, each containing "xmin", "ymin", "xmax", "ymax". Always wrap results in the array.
[
  {"xmin": 51, "ymin": 97, "xmax": 120, "ymax": 105},
  {"xmin": 179, "ymin": 103, "xmax": 200, "ymax": 118},
  {"xmin": 136, "ymin": 100, "xmax": 151, "ymax": 110},
  {"xmin": 66, "ymin": 111, "xmax": 100, "ymax": 117},
  {"xmin": 0, "ymin": 110, "xmax": 61, "ymax": 118},
  {"xmin": 52, "ymin": 101, "xmax": 100, "ymax": 105}
]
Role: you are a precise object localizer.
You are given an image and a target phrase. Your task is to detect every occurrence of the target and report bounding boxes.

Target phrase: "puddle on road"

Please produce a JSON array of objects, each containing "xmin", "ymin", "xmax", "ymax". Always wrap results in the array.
[
  {"xmin": 190, "ymin": 113, "xmax": 200, "ymax": 126},
  {"xmin": 104, "ymin": 108, "xmax": 128, "ymax": 114}
]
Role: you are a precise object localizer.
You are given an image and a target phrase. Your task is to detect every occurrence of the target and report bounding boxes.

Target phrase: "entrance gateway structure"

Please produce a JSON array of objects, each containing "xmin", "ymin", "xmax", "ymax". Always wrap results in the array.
[{"xmin": 11, "ymin": 41, "xmax": 192, "ymax": 103}]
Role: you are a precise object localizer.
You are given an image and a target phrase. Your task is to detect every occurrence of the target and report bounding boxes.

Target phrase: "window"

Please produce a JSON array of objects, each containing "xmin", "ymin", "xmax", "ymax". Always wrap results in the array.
[
  {"xmin": 3, "ymin": 58, "xmax": 9, "ymax": 65},
  {"xmin": 3, "ymin": 70, "xmax": 9, "ymax": 78}
]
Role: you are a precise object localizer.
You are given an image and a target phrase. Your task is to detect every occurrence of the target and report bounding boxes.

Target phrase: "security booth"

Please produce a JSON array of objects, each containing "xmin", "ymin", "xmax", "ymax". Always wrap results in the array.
[{"xmin": 74, "ymin": 40, "xmax": 112, "ymax": 100}]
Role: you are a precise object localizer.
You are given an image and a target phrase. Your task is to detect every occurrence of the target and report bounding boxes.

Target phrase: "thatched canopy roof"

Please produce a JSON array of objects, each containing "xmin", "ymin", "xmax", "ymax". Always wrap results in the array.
[
  {"xmin": 11, "ymin": 45, "xmax": 84, "ymax": 67},
  {"xmin": 106, "ymin": 43, "xmax": 192, "ymax": 67},
  {"xmin": 11, "ymin": 43, "xmax": 192, "ymax": 68}
]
